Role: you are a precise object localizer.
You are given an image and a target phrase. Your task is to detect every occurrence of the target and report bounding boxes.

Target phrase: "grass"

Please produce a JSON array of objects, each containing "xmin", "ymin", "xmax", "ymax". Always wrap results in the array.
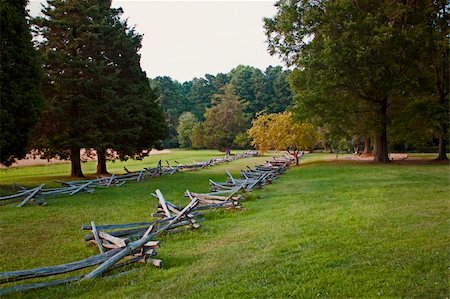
[{"xmin": 0, "ymin": 151, "xmax": 448, "ymax": 298}]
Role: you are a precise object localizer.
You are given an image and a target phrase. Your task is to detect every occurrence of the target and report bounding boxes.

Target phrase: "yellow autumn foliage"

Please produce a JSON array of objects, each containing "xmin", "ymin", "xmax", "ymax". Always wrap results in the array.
[{"xmin": 248, "ymin": 112, "xmax": 318, "ymax": 153}]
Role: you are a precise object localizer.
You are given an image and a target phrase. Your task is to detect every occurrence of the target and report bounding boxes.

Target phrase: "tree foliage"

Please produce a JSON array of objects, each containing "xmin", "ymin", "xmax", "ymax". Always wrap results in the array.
[
  {"xmin": 150, "ymin": 76, "xmax": 186, "ymax": 148},
  {"xmin": 265, "ymin": 0, "xmax": 441, "ymax": 162},
  {"xmin": 229, "ymin": 65, "xmax": 293, "ymax": 119},
  {"xmin": 189, "ymin": 123, "xmax": 206, "ymax": 149},
  {"xmin": 203, "ymin": 85, "xmax": 248, "ymax": 152},
  {"xmin": 0, "ymin": 0, "xmax": 43, "ymax": 166},
  {"xmin": 151, "ymin": 65, "xmax": 292, "ymax": 148},
  {"xmin": 33, "ymin": 0, "xmax": 166, "ymax": 176},
  {"xmin": 176, "ymin": 112, "xmax": 198, "ymax": 148},
  {"xmin": 248, "ymin": 111, "xmax": 317, "ymax": 164}
]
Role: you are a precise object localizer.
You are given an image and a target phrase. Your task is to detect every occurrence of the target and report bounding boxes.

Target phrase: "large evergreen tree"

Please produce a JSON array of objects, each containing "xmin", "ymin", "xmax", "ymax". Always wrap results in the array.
[
  {"xmin": 0, "ymin": 0, "xmax": 43, "ymax": 166},
  {"xmin": 34, "ymin": 0, "xmax": 166, "ymax": 176},
  {"xmin": 89, "ymin": 5, "xmax": 166, "ymax": 174}
]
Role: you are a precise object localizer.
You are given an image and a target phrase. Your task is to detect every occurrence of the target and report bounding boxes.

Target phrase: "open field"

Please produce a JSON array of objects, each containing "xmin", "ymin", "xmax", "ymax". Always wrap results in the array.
[{"xmin": 0, "ymin": 151, "xmax": 448, "ymax": 298}]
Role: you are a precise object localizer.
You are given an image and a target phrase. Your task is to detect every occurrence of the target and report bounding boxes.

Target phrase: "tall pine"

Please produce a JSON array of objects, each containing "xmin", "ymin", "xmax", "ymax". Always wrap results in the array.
[
  {"xmin": 34, "ymin": 0, "xmax": 166, "ymax": 176},
  {"xmin": 0, "ymin": 0, "xmax": 43, "ymax": 166}
]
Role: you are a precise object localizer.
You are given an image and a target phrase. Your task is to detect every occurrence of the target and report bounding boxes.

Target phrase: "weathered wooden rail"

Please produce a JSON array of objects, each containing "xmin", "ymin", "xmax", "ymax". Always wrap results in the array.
[
  {"xmin": 0, "ymin": 151, "xmax": 258, "ymax": 207},
  {"xmin": 0, "ymin": 153, "xmax": 295, "ymax": 295}
]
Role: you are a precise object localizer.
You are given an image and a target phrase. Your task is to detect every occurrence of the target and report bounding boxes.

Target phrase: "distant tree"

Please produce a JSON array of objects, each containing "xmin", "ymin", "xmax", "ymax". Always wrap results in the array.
[
  {"xmin": 187, "ymin": 77, "xmax": 217, "ymax": 121},
  {"xmin": 229, "ymin": 65, "xmax": 267, "ymax": 119},
  {"xmin": 150, "ymin": 66, "xmax": 293, "ymax": 149},
  {"xmin": 150, "ymin": 76, "xmax": 186, "ymax": 148},
  {"xmin": 203, "ymin": 85, "xmax": 248, "ymax": 154},
  {"xmin": 189, "ymin": 123, "xmax": 206, "ymax": 149},
  {"xmin": 0, "ymin": 0, "xmax": 43, "ymax": 166},
  {"xmin": 209, "ymin": 73, "xmax": 229, "ymax": 91},
  {"xmin": 264, "ymin": 66, "xmax": 292, "ymax": 113},
  {"xmin": 248, "ymin": 112, "xmax": 317, "ymax": 165},
  {"xmin": 177, "ymin": 112, "xmax": 198, "ymax": 148},
  {"xmin": 228, "ymin": 65, "xmax": 293, "ymax": 119},
  {"xmin": 234, "ymin": 132, "xmax": 251, "ymax": 149}
]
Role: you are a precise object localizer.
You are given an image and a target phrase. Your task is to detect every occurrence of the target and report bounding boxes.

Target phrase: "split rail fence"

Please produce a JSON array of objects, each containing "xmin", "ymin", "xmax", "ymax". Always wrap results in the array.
[
  {"xmin": 0, "ymin": 151, "xmax": 258, "ymax": 207},
  {"xmin": 0, "ymin": 154, "xmax": 297, "ymax": 295}
]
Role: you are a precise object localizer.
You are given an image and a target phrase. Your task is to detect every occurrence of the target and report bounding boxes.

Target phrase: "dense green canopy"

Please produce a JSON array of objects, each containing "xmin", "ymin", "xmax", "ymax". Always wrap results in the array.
[
  {"xmin": 265, "ymin": 0, "xmax": 449, "ymax": 161},
  {"xmin": 0, "ymin": 0, "xmax": 43, "ymax": 166},
  {"xmin": 151, "ymin": 65, "xmax": 293, "ymax": 147},
  {"xmin": 33, "ymin": 0, "xmax": 166, "ymax": 176}
]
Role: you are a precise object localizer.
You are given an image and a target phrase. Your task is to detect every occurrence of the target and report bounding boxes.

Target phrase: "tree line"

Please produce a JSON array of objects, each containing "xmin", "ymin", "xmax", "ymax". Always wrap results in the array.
[
  {"xmin": 1, "ymin": 0, "xmax": 447, "ymax": 176},
  {"xmin": 1, "ymin": 0, "xmax": 294, "ymax": 176},
  {"xmin": 150, "ymin": 65, "xmax": 293, "ymax": 149}
]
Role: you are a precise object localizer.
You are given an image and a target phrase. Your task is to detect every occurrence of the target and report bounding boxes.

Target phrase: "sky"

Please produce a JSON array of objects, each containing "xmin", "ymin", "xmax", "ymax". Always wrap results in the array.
[{"xmin": 28, "ymin": 0, "xmax": 284, "ymax": 82}]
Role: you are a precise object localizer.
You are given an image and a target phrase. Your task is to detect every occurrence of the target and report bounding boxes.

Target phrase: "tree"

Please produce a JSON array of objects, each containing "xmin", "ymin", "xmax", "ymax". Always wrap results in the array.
[
  {"xmin": 422, "ymin": 0, "xmax": 449, "ymax": 160},
  {"xmin": 34, "ymin": 0, "xmax": 166, "ymax": 176},
  {"xmin": 234, "ymin": 132, "xmax": 251, "ymax": 149},
  {"xmin": 33, "ymin": 0, "xmax": 103, "ymax": 177},
  {"xmin": 91, "ymin": 10, "xmax": 167, "ymax": 174},
  {"xmin": 265, "ymin": 0, "xmax": 429, "ymax": 162},
  {"xmin": 264, "ymin": 66, "xmax": 293, "ymax": 113},
  {"xmin": 249, "ymin": 112, "xmax": 317, "ymax": 165},
  {"xmin": 189, "ymin": 123, "xmax": 206, "ymax": 149},
  {"xmin": 203, "ymin": 85, "xmax": 248, "ymax": 154},
  {"xmin": 187, "ymin": 77, "xmax": 217, "ymax": 121},
  {"xmin": 177, "ymin": 112, "xmax": 198, "ymax": 148},
  {"xmin": 228, "ymin": 65, "xmax": 294, "ymax": 119},
  {"xmin": 150, "ymin": 76, "xmax": 186, "ymax": 148},
  {"xmin": 229, "ymin": 65, "xmax": 267, "ymax": 119},
  {"xmin": 0, "ymin": 0, "xmax": 43, "ymax": 166}
]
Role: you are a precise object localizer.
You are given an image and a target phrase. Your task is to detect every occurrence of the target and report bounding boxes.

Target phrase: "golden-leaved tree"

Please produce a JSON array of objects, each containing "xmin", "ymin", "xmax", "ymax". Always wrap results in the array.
[{"xmin": 248, "ymin": 112, "xmax": 317, "ymax": 165}]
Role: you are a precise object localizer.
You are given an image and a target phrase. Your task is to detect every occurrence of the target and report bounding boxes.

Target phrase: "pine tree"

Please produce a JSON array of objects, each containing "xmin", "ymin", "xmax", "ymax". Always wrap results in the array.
[
  {"xmin": 33, "ymin": 0, "xmax": 166, "ymax": 176},
  {"xmin": 0, "ymin": 0, "xmax": 43, "ymax": 166}
]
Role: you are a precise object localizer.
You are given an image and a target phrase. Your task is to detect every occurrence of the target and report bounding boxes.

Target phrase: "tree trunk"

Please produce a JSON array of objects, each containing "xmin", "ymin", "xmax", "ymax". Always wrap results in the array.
[
  {"xmin": 373, "ymin": 98, "xmax": 390, "ymax": 162},
  {"xmin": 225, "ymin": 147, "xmax": 231, "ymax": 156},
  {"xmin": 287, "ymin": 149, "xmax": 299, "ymax": 165},
  {"xmin": 70, "ymin": 147, "xmax": 84, "ymax": 177},
  {"xmin": 363, "ymin": 137, "xmax": 370, "ymax": 154},
  {"xmin": 96, "ymin": 149, "xmax": 109, "ymax": 175},
  {"xmin": 436, "ymin": 131, "xmax": 448, "ymax": 161},
  {"xmin": 372, "ymin": 137, "xmax": 378, "ymax": 157}
]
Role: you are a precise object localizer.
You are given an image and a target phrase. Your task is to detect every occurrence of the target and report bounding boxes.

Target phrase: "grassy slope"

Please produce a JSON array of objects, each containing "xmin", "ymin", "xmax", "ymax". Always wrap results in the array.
[{"xmin": 0, "ymin": 152, "xmax": 448, "ymax": 298}]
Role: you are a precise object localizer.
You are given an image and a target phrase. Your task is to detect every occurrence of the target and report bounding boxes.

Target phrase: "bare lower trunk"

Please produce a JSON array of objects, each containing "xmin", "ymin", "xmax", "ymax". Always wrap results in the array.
[
  {"xmin": 287, "ymin": 149, "xmax": 299, "ymax": 165},
  {"xmin": 372, "ymin": 137, "xmax": 378, "ymax": 157},
  {"xmin": 70, "ymin": 147, "xmax": 84, "ymax": 178},
  {"xmin": 353, "ymin": 137, "xmax": 359, "ymax": 154},
  {"xmin": 436, "ymin": 133, "xmax": 448, "ymax": 161},
  {"xmin": 373, "ymin": 98, "xmax": 390, "ymax": 162},
  {"xmin": 363, "ymin": 137, "xmax": 370, "ymax": 154},
  {"xmin": 225, "ymin": 147, "xmax": 231, "ymax": 156},
  {"xmin": 96, "ymin": 149, "xmax": 109, "ymax": 175},
  {"xmin": 374, "ymin": 132, "xmax": 389, "ymax": 162}
]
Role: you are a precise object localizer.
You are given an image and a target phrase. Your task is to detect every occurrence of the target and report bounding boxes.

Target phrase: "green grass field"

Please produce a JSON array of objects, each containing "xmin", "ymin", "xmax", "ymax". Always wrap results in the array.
[{"xmin": 0, "ymin": 150, "xmax": 448, "ymax": 298}]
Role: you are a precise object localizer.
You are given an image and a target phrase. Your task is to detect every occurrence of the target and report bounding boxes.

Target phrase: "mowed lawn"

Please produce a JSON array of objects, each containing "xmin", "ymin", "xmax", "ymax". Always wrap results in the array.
[{"xmin": 0, "ymin": 151, "xmax": 448, "ymax": 298}]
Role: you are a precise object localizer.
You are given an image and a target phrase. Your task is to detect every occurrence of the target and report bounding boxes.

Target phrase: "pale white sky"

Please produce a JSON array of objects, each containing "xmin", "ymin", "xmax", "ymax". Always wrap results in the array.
[{"xmin": 28, "ymin": 0, "xmax": 284, "ymax": 82}]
